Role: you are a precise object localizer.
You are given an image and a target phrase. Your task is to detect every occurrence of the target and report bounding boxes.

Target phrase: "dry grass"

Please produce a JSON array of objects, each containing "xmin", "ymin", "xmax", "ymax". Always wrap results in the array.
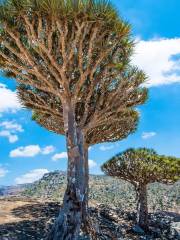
[{"xmin": 0, "ymin": 197, "xmax": 40, "ymax": 224}]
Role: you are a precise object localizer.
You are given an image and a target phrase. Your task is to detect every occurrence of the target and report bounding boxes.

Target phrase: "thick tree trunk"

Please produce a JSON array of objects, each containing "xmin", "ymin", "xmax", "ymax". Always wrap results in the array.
[
  {"xmin": 136, "ymin": 184, "xmax": 149, "ymax": 231},
  {"xmin": 47, "ymin": 104, "xmax": 86, "ymax": 240},
  {"xmin": 81, "ymin": 146, "xmax": 97, "ymax": 239},
  {"xmin": 82, "ymin": 145, "xmax": 89, "ymax": 229}
]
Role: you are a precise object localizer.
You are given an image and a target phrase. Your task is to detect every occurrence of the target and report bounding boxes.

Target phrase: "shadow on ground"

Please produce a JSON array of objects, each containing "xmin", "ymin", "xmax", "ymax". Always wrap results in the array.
[
  {"xmin": 0, "ymin": 201, "xmax": 179, "ymax": 240},
  {"xmin": 0, "ymin": 202, "xmax": 60, "ymax": 240}
]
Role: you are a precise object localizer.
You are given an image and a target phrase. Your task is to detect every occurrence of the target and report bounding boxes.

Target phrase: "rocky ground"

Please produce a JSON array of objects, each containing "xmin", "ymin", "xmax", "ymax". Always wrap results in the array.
[{"xmin": 0, "ymin": 197, "xmax": 179, "ymax": 240}]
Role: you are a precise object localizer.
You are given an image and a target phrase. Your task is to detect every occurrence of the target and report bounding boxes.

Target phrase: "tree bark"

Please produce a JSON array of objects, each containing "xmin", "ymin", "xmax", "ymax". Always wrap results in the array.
[
  {"xmin": 81, "ymin": 146, "xmax": 97, "ymax": 239},
  {"xmin": 136, "ymin": 184, "xmax": 149, "ymax": 231},
  {"xmin": 82, "ymin": 145, "xmax": 89, "ymax": 229},
  {"xmin": 47, "ymin": 103, "xmax": 86, "ymax": 240}
]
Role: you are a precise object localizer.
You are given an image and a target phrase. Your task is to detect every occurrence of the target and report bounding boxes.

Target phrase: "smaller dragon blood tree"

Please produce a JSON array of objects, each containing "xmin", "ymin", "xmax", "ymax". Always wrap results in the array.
[{"xmin": 101, "ymin": 148, "xmax": 180, "ymax": 231}]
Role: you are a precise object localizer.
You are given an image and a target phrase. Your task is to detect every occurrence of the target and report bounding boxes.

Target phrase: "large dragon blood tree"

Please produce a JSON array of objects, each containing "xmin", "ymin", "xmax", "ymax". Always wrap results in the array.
[
  {"xmin": 0, "ymin": 0, "xmax": 147, "ymax": 239},
  {"xmin": 102, "ymin": 148, "xmax": 180, "ymax": 231},
  {"xmin": 17, "ymin": 85, "xmax": 140, "ymax": 233}
]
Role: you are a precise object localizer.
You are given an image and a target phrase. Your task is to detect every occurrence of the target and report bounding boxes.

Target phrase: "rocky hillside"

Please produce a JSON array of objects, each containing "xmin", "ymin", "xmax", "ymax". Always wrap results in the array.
[{"xmin": 23, "ymin": 171, "xmax": 180, "ymax": 212}]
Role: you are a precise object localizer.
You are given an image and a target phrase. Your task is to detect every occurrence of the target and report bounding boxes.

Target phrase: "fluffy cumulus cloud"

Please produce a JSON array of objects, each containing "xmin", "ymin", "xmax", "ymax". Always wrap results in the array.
[
  {"xmin": 142, "ymin": 132, "xmax": 157, "ymax": 139},
  {"xmin": 132, "ymin": 38, "xmax": 180, "ymax": 86},
  {"xmin": 89, "ymin": 159, "xmax": 97, "ymax": 169},
  {"xmin": 0, "ymin": 120, "xmax": 24, "ymax": 143},
  {"xmin": 10, "ymin": 145, "xmax": 41, "ymax": 157},
  {"xmin": 41, "ymin": 145, "xmax": 55, "ymax": 155},
  {"xmin": 0, "ymin": 167, "xmax": 8, "ymax": 178},
  {"xmin": 15, "ymin": 169, "xmax": 49, "ymax": 184},
  {"xmin": 0, "ymin": 83, "xmax": 21, "ymax": 113},
  {"xmin": 99, "ymin": 145, "xmax": 114, "ymax": 151},
  {"xmin": 10, "ymin": 145, "xmax": 55, "ymax": 158},
  {"xmin": 52, "ymin": 152, "xmax": 68, "ymax": 161}
]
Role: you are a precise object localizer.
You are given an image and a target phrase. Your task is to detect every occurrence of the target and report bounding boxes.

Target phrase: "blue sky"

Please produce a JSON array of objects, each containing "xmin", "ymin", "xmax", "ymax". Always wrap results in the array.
[{"xmin": 0, "ymin": 0, "xmax": 180, "ymax": 186}]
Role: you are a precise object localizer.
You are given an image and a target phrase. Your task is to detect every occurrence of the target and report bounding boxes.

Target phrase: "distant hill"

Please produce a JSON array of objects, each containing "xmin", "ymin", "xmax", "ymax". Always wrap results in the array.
[
  {"xmin": 22, "ymin": 171, "xmax": 180, "ymax": 212},
  {"xmin": 0, "ymin": 185, "xmax": 28, "ymax": 196}
]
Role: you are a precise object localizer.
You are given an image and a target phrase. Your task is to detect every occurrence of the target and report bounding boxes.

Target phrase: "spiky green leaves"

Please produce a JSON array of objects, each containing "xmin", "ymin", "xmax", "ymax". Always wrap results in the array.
[
  {"xmin": 0, "ymin": 0, "xmax": 147, "ymax": 147},
  {"xmin": 0, "ymin": 0, "xmax": 123, "ymax": 25},
  {"xmin": 18, "ymin": 83, "xmax": 140, "ymax": 145},
  {"xmin": 102, "ymin": 148, "xmax": 180, "ymax": 185}
]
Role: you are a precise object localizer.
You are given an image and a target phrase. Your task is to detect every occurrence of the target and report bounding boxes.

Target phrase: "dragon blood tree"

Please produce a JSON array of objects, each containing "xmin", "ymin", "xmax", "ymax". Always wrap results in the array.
[
  {"xmin": 17, "ymin": 84, "xmax": 140, "ymax": 231},
  {"xmin": 101, "ymin": 148, "xmax": 180, "ymax": 231},
  {"xmin": 0, "ymin": 0, "xmax": 147, "ymax": 238}
]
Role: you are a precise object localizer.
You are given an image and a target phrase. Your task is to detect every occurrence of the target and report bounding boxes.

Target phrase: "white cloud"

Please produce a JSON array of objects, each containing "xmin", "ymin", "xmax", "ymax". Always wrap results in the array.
[
  {"xmin": 0, "ymin": 167, "xmax": 8, "ymax": 178},
  {"xmin": 0, "ymin": 83, "xmax": 21, "ymax": 113},
  {"xmin": 142, "ymin": 132, "xmax": 157, "ymax": 139},
  {"xmin": 15, "ymin": 169, "xmax": 49, "ymax": 184},
  {"xmin": 52, "ymin": 152, "xmax": 68, "ymax": 161},
  {"xmin": 132, "ymin": 38, "xmax": 180, "ymax": 86},
  {"xmin": 0, "ymin": 121, "xmax": 24, "ymax": 133},
  {"xmin": 41, "ymin": 145, "xmax": 55, "ymax": 155},
  {"xmin": 10, "ymin": 145, "xmax": 41, "ymax": 157},
  {"xmin": 0, "ymin": 130, "xmax": 18, "ymax": 143},
  {"xmin": 0, "ymin": 121, "xmax": 23, "ymax": 143},
  {"xmin": 89, "ymin": 159, "xmax": 97, "ymax": 169},
  {"xmin": 99, "ymin": 145, "xmax": 114, "ymax": 151},
  {"xmin": 10, "ymin": 144, "xmax": 55, "ymax": 158},
  {"xmin": 8, "ymin": 134, "xmax": 18, "ymax": 143}
]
